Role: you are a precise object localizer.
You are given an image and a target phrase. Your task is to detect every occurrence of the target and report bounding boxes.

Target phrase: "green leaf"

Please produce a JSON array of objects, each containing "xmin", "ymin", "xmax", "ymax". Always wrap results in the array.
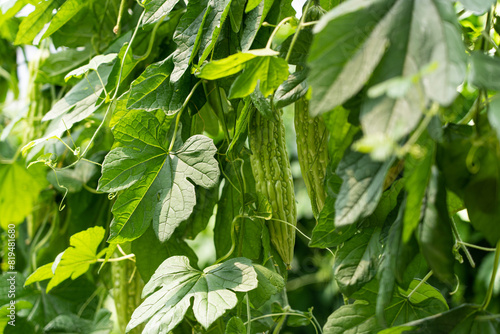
[
  {"xmin": 198, "ymin": 50, "xmax": 289, "ymax": 99},
  {"xmin": 43, "ymin": 309, "xmax": 113, "ymax": 334},
  {"xmin": 334, "ymin": 148, "xmax": 395, "ymax": 228},
  {"xmin": 65, "ymin": 53, "xmax": 117, "ymax": 81},
  {"xmin": 378, "ymin": 304, "xmax": 481, "ymax": 334},
  {"xmin": 418, "ymin": 166, "xmax": 455, "ymax": 284},
  {"xmin": 240, "ymin": 0, "xmax": 275, "ymax": 51},
  {"xmin": 22, "ymin": 63, "xmax": 113, "ymax": 153},
  {"xmin": 229, "ymin": 0, "xmax": 246, "ymax": 33},
  {"xmin": 24, "ymin": 226, "xmax": 106, "ymax": 292},
  {"xmin": 132, "ymin": 225, "xmax": 198, "ymax": 283},
  {"xmin": 47, "ymin": 160, "xmax": 98, "ymax": 193},
  {"xmin": 463, "ymin": 146, "xmax": 500, "ymax": 245},
  {"xmin": 323, "ymin": 106, "xmax": 359, "ymax": 170},
  {"xmin": 333, "ymin": 227, "xmax": 382, "ymax": 296},
  {"xmin": 126, "ymin": 256, "xmax": 258, "ymax": 333},
  {"xmin": 197, "ymin": 0, "xmax": 233, "ymax": 65},
  {"xmin": 42, "ymin": 0, "xmax": 87, "ymax": 40},
  {"xmin": 182, "ymin": 186, "xmax": 219, "ymax": 240},
  {"xmin": 170, "ymin": 0, "xmax": 209, "ymax": 81},
  {"xmin": 403, "ymin": 133, "xmax": 435, "ymax": 242},
  {"xmin": 36, "ymin": 48, "xmax": 91, "ymax": 85},
  {"xmin": 0, "ymin": 162, "xmax": 47, "ymax": 229},
  {"xmin": 459, "ymin": 0, "xmax": 496, "ymax": 14},
  {"xmin": 469, "ymin": 52, "xmax": 500, "ymax": 91},
  {"xmin": 309, "ymin": 197, "xmax": 357, "ymax": 248},
  {"xmin": 214, "ymin": 166, "xmax": 240, "ymax": 259},
  {"xmin": 98, "ymin": 110, "xmax": 219, "ymax": 243},
  {"xmin": 226, "ymin": 317, "xmax": 246, "ymax": 334},
  {"xmin": 325, "ymin": 279, "xmax": 448, "ymax": 333},
  {"xmin": 248, "ymin": 264, "xmax": 285, "ymax": 308},
  {"xmin": 308, "ymin": 0, "xmax": 466, "ymax": 117},
  {"xmin": 273, "ymin": 70, "xmax": 308, "ymax": 109},
  {"xmin": 229, "ymin": 56, "xmax": 289, "ymax": 98},
  {"xmin": 14, "ymin": 0, "xmax": 62, "ymax": 45},
  {"xmin": 24, "ymin": 263, "xmax": 53, "ymax": 286},
  {"xmin": 127, "ymin": 55, "xmax": 192, "ymax": 114},
  {"xmin": 143, "ymin": 0, "xmax": 182, "ymax": 25}
]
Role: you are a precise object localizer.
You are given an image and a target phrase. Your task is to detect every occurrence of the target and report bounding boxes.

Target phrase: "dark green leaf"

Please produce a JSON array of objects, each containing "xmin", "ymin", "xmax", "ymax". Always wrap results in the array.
[
  {"xmin": 248, "ymin": 264, "xmax": 285, "ymax": 308},
  {"xmin": 226, "ymin": 317, "xmax": 246, "ymax": 334},
  {"xmin": 309, "ymin": 197, "xmax": 357, "ymax": 248},
  {"xmin": 378, "ymin": 304, "xmax": 481, "ymax": 334},
  {"xmin": 127, "ymin": 55, "xmax": 190, "ymax": 114},
  {"xmin": 98, "ymin": 110, "xmax": 219, "ymax": 243},
  {"xmin": 327, "ymin": 279, "xmax": 448, "ymax": 333},
  {"xmin": 273, "ymin": 70, "xmax": 308, "ymax": 109},
  {"xmin": 403, "ymin": 133, "xmax": 435, "ymax": 242},
  {"xmin": 418, "ymin": 166, "xmax": 455, "ymax": 284},
  {"xmin": 132, "ymin": 225, "xmax": 198, "ymax": 283},
  {"xmin": 334, "ymin": 148, "xmax": 395, "ymax": 228},
  {"xmin": 333, "ymin": 227, "xmax": 382, "ymax": 296}
]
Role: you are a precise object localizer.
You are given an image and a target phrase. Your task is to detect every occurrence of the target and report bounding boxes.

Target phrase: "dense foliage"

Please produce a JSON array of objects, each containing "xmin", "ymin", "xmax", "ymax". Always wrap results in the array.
[{"xmin": 1, "ymin": 0, "xmax": 500, "ymax": 333}]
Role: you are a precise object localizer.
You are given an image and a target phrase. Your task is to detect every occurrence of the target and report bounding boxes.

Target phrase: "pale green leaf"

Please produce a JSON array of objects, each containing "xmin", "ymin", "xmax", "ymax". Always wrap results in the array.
[
  {"xmin": 65, "ymin": 53, "xmax": 117, "ymax": 81},
  {"xmin": 459, "ymin": 0, "xmax": 496, "ymax": 14},
  {"xmin": 308, "ymin": 0, "xmax": 466, "ymax": 118},
  {"xmin": 126, "ymin": 256, "xmax": 258, "ymax": 333},
  {"xmin": 143, "ymin": 0, "xmax": 181, "ymax": 25}
]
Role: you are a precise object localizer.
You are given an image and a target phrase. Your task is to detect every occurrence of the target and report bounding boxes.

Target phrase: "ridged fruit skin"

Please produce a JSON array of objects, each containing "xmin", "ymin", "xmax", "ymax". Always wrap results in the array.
[
  {"xmin": 249, "ymin": 106, "xmax": 297, "ymax": 269},
  {"xmin": 112, "ymin": 257, "xmax": 144, "ymax": 334},
  {"xmin": 294, "ymin": 98, "xmax": 329, "ymax": 219}
]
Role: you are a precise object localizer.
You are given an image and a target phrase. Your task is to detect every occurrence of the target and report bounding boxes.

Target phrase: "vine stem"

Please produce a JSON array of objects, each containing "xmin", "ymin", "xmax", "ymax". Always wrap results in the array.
[
  {"xmin": 407, "ymin": 271, "xmax": 433, "ymax": 300},
  {"xmin": 285, "ymin": 0, "xmax": 312, "ymax": 62},
  {"xmin": 265, "ymin": 16, "xmax": 294, "ymax": 50},
  {"xmin": 168, "ymin": 80, "xmax": 203, "ymax": 152},
  {"xmin": 481, "ymin": 240, "xmax": 500, "ymax": 310},
  {"xmin": 246, "ymin": 293, "xmax": 252, "ymax": 334},
  {"xmin": 450, "ymin": 216, "xmax": 476, "ymax": 268},
  {"xmin": 113, "ymin": 0, "xmax": 127, "ymax": 35}
]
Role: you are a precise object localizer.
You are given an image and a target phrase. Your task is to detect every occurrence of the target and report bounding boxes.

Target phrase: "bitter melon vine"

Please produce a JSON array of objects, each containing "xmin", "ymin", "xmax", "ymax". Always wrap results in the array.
[{"xmin": 3, "ymin": 0, "xmax": 500, "ymax": 333}]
